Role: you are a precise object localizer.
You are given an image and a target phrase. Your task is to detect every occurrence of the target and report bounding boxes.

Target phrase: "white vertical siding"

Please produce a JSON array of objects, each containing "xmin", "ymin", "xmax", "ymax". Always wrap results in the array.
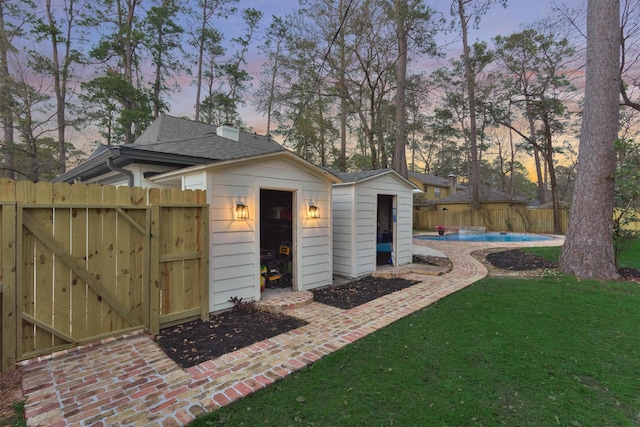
[
  {"xmin": 395, "ymin": 186, "xmax": 413, "ymax": 266},
  {"xmin": 332, "ymin": 172, "xmax": 414, "ymax": 279},
  {"xmin": 194, "ymin": 157, "xmax": 333, "ymax": 313},
  {"xmin": 362, "ymin": 174, "xmax": 413, "ymax": 268},
  {"xmin": 331, "ymin": 187, "xmax": 356, "ymax": 277},
  {"xmin": 355, "ymin": 191, "xmax": 376, "ymax": 277}
]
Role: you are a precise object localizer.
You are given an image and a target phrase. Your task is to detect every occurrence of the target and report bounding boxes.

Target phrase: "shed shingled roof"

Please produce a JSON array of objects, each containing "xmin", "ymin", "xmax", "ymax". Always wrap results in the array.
[{"xmin": 328, "ymin": 169, "xmax": 394, "ymax": 183}]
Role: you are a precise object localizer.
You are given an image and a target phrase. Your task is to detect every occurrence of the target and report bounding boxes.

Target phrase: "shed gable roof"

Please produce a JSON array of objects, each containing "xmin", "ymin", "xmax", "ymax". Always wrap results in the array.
[
  {"xmin": 330, "ymin": 169, "xmax": 390, "ymax": 183},
  {"xmin": 150, "ymin": 150, "xmax": 342, "ymax": 185},
  {"xmin": 326, "ymin": 168, "xmax": 416, "ymax": 189}
]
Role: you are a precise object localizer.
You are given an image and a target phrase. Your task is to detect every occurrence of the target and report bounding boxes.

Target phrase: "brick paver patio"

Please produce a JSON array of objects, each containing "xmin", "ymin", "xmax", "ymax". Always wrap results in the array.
[{"xmin": 20, "ymin": 237, "xmax": 563, "ymax": 426}]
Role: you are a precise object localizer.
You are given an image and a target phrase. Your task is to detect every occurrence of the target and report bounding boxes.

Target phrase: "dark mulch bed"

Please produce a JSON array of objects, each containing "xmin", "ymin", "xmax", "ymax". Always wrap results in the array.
[
  {"xmin": 311, "ymin": 276, "xmax": 419, "ymax": 310},
  {"xmin": 154, "ymin": 309, "xmax": 308, "ymax": 369},
  {"xmin": 486, "ymin": 250, "xmax": 557, "ymax": 271},
  {"xmin": 485, "ymin": 249, "xmax": 640, "ymax": 280},
  {"xmin": 619, "ymin": 267, "xmax": 640, "ymax": 280}
]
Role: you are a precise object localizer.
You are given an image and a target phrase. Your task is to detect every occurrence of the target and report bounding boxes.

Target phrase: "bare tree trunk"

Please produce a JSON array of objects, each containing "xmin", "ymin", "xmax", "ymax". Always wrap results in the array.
[
  {"xmin": 367, "ymin": 92, "xmax": 378, "ymax": 169},
  {"xmin": 0, "ymin": 2, "xmax": 14, "ymax": 179},
  {"xmin": 542, "ymin": 115, "xmax": 562, "ymax": 234},
  {"xmin": 457, "ymin": 0, "xmax": 480, "ymax": 209},
  {"xmin": 525, "ymin": 109, "xmax": 546, "ymax": 204},
  {"xmin": 338, "ymin": 0, "xmax": 347, "ymax": 171},
  {"xmin": 558, "ymin": 0, "xmax": 620, "ymax": 279},
  {"xmin": 265, "ymin": 47, "xmax": 279, "ymax": 135},
  {"xmin": 46, "ymin": 0, "xmax": 73, "ymax": 174},
  {"xmin": 117, "ymin": 0, "xmax": 138, "ymax": 144},
  {"xmin": 508, "ymin": 128, "xmax": 515, "ymax": 195},
  {"xmin": 393, "ymin": 0, "xmax": 408, "ymax": 178},
  {"xmin": 194, "ymin": 0, "xmax": 207, "ymax": 122},
  {"xmin": 152, "ymin": 8, "xmax": 164, "ymax": 120},
  {"xmin": 318, "ymin": 95, "xmax": 326, "ymax": 166},
  {"xmin": 376, "ymin": 114, "xmax": 388, "ymax": 169}
]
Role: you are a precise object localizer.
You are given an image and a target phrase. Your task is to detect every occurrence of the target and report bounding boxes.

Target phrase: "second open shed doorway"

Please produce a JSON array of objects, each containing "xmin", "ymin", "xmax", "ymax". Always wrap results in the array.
[
  {"xmin": 331, "ymin": 169, "xmax": 414, "ymax": 280},
  {"xmin": 376, "ymin": 194, "xmax": 396, "ymax": 266},
  {"xmin": 260, "ymin": 189, "xmax": 294, "ymax": 290}
]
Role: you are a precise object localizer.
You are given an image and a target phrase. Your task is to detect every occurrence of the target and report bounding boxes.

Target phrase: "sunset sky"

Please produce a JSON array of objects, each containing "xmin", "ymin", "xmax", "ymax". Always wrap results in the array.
[{"xmin": 168, "ymin": 0, "xmax": 587, "ymax": 133}]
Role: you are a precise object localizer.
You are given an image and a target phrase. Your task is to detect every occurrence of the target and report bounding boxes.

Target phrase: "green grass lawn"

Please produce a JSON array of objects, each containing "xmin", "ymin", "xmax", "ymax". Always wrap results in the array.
[
  {"xmin": 190, "ymin": 275, "xmax": 640, "ymax": 426},
  {"xmin": 521, "ymin": 245, "xmax": 563, "ymax": 263},
  {"xmin": 617, "ymin": 238, "xmax": 640, "ymax": 268}
]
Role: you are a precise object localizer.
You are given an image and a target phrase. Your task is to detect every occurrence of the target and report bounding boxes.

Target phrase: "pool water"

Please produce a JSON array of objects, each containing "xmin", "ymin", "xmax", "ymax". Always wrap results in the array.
[{"xmin": 415, "ymin": 232, "xmax": 555, "ymax": 242}]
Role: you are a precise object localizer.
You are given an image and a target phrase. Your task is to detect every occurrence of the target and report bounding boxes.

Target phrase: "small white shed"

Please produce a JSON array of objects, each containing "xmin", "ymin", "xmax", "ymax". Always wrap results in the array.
[
  {"xmin": 331, "ymin": 169, "xmax": 416, "ymax": 279},
  {"xmin": 153, "ymin": 151, "xmax": 340, "ymax": 312}
]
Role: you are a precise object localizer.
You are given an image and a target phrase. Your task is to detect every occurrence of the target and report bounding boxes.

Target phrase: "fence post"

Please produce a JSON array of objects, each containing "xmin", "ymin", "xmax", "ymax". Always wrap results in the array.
[
  {"xmin": 200, "ymin": 205, "xmax": 209, "ymax": 321},
  {"xmin": 1, "ymin": 201, "xmax": 17, "ymax": 372},
  {"xmin": 148, "ymin": 206, "xmax": 161, "ymax": 335}
]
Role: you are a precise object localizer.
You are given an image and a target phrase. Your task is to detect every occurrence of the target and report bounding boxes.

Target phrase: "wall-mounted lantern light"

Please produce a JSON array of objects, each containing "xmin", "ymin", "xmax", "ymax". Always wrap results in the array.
[
  {"xmin": 308, "ymin": 203, "xmax": 320, "ymax": 219},
  {"xmin": 236, "ymin": 202, "xmax": 249, "ymax": 219}
]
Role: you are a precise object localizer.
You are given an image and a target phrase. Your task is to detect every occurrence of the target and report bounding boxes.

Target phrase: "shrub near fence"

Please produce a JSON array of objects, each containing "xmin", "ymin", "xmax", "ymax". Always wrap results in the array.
[
  {"xmin": 0, "ymin": 180, "xmax": 208, "ymax": 372},
  {"xmin": 614, "ymin": 208, "xmax": 640, "ymax": 231}
]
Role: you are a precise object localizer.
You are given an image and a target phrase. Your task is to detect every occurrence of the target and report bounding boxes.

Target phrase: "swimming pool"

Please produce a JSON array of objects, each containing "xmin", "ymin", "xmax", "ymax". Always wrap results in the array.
[{"xmin": 415, "ymin": 232, "xmax": 556, "ymax": 242}]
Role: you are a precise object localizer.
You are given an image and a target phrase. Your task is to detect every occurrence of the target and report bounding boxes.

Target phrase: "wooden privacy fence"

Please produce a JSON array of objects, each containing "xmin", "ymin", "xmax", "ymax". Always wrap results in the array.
[
  {"xmin": 414, "ymin": 206, "xmax": 569, "ymax": 234},
  {"xmin": 0, "ymin": 180, "xmax": 208, "ymax": 372},
  {"xmin": 415, "ymin": 206, "xmax": 640, "ymax": 234}
]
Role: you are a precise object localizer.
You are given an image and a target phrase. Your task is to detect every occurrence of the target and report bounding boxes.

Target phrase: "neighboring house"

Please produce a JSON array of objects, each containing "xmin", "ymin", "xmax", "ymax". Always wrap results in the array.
[
  {"xmin": 330, "ymin": 169, "xmax": 416, "ymax": 279},
  {"xmin": 424, "ymin": 185, "xmax": 528, "ymax": 211},
  {"xmin": 408, "ymin": 172, "xmax": 465, "ymax": 200},
  {"xmin": 55, "ymin": 115, "xmax": 340, "ymax": 312}
]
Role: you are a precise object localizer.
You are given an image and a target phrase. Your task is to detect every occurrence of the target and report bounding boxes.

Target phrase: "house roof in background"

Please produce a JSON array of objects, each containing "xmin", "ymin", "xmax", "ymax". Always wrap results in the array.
[
  {"xmin": 54, "ymin": 115, "xmax": 285, "ymax": 183},
  {"xmin": 124, "ymin": 114, "xmax": 285, "ymax": 160},
  {"xmin": 408, "ymin": 171, "xmax": 465, "ymax": 189},
  {"xmin": 134, "ymin": 115, "xmax": 285, "ymax": 156},
  {"xmin": 128, "ymin": 131, "xmax": 285, "ymax": 161},
  {"xmin": 135, "ymin": 115, "xmax": 219, "ymax": 144},
  {"xmin": 430, "ymin": 185, "xmax": 528, "ymax": 204}
]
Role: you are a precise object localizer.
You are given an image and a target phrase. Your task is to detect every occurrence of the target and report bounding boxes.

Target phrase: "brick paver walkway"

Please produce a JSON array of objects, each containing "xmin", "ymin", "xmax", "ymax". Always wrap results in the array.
[{"xmin": 20, "ymin": 237, "xmax": 563, "ymax": 426}]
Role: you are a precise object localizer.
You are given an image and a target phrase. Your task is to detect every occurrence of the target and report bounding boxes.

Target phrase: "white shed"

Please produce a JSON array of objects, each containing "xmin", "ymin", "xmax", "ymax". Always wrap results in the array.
[
  {"xmin": 152, "ymin": 151, "xmax": 340, "ymax": 312},
  {"xmin": 331, "ymin": 169, "xmax": 416, "ymax": 279}
]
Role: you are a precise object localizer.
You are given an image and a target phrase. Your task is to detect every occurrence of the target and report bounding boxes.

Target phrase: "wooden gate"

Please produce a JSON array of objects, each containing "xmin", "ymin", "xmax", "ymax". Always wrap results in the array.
[{"xmin": 1, "ymin": 180, "xmax": 208, "ymax": 371}]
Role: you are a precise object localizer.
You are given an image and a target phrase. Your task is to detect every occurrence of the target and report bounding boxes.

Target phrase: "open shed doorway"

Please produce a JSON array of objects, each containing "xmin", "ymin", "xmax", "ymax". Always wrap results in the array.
[
  {"xmin": 260, "ymin": 189, "xmax": 294, "ymax": 291},
  {"xmin": 376, "ymin": 194, "xmax": 396, "ymax": 266}
]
